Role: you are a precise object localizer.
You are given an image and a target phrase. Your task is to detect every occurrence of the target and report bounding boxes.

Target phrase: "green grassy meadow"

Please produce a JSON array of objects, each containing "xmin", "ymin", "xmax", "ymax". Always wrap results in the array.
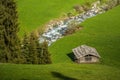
[
  {"xmin": 0, "ymin": 1, "xmax": 120, "ymax": 80},
  {"xmin": 16, "ymin": 0, "xmax": 95, "ymax": 36},
  {"xmin": 0, "ymin": 63, "xmax": 120, "ymax": 80},
  {"xmin": 49, "ymin": 5, "xmax": 120, "ymax": 68}
]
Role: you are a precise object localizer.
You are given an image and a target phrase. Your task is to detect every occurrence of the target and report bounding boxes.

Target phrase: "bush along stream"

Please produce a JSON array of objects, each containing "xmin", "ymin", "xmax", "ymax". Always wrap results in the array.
[{"xmin": 39, "ymin": 0, "xmax": 118, "ymax": 46}]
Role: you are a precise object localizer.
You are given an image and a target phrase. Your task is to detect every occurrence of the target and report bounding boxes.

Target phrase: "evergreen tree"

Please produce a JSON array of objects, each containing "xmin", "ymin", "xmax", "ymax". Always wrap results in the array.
[
  {"xmin": 41, "ymin": 41, "xmax": 52, "ymax": 64},
  {"xmin": 0, "ymin": 4, "xmax": 6, "ymax": 62},
  {"xmin": 29, "ymin": 32, "xmax": 39, "ymax": 64},
  {"xmin": 0, "ymin": 26, "xmax": 7, "ymax": 62},
  {"xmin": 0, "ymin": 0, "xmax": 52, "ymax": 64},
  {"xmin": 22, "ymin": 32, "xmax": 52, "ymax": 64},
  {"xmin": 35, "ymin": 37, "xmax": 43, "ymax": 64},
  {"xmin": 22, "ymin": 33, "xmax": 30, "ymax": 63},
  {"xmin": 0, "ymin": 0, "xmax": 22, "ymax": 63}
]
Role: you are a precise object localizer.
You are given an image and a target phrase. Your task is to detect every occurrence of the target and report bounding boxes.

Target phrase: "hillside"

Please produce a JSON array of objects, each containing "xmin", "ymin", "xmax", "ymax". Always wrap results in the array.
[
  {"xmin": 16, "ymin": 0, "xmax": 95, "ymax": 36},
  {"xmin": 0, "ymin": 5, "xmax": 120, "ymax": 80},
  {"xmin": 49, "ymin": 5, "xmax": 120, "ymax": 68}
]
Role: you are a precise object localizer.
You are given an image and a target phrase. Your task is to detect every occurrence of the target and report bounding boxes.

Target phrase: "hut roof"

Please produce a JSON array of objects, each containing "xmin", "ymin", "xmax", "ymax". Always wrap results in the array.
[{"xmin": 72, "ymin": 45, "xmax": 101, "ymax": 59}]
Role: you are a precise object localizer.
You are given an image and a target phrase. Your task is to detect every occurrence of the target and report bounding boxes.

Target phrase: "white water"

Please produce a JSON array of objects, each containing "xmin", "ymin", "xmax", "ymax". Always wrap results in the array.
[{"xmin": 39, "ymin": 1, "xmax": 105, "ymax": 46}]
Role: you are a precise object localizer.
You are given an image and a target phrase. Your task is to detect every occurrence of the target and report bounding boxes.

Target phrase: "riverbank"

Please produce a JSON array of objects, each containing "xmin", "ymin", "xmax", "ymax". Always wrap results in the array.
[{"xmin": 39, "ymin": 1, "xmax": 105, "ymax": 46}]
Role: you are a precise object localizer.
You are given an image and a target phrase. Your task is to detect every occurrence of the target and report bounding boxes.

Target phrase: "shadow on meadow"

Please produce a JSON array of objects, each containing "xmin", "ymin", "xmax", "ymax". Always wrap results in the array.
[
  {"xmin": 51, "ymin": 71, "xmax": 78, "ymax": 80},
  {"xmin": 67, "ymin": 52, "xmax": 75, "ymax": 62}
]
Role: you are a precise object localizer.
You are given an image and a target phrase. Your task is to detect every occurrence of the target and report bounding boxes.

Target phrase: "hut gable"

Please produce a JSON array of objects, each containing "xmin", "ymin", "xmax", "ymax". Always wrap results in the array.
[{"xmin": 72, "ymin": 45, "xmax": 101, "ymax": 63}]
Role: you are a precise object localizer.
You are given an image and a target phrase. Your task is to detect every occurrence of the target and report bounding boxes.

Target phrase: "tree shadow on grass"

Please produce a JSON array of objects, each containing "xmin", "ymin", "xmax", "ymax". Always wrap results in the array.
[
  {"xmin": 67, "ymin": 52, "xmax": 75, "ymax": 62},
  {"xmin": 51, "ymin": 71, "xmax": 78, "ymax": 80}
]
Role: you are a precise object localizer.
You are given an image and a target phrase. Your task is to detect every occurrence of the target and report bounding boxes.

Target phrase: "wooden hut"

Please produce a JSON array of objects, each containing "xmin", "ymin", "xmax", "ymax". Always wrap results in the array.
[{"xmin": 72, "ymin": 45, "xmax": 101, "ymax": 63}]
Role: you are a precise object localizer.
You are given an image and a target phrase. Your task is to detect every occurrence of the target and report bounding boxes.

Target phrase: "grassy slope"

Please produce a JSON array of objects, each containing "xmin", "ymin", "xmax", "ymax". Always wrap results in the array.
[
  {"xmin": 0, "ymin": 3, "xmax": 120, "ymax": 80},
  {"xmin": 0, "ymin": 63, "xmax": 120, "ymax": 80},
  {"xmin": 49, "ymin": 6, "xmax": 120, "ymax": 68},
  {"xmin": 16, "ymin": 0, "xmax": 95, "ymax": 36}
]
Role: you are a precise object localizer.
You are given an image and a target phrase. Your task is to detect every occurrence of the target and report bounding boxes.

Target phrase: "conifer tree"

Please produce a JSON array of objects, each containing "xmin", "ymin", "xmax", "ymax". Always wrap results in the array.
[
  {"xmin": 0, "ymin": 0, "xmax": 52, "ymax": 64},
  {"xmin": 22, "ymin": 32, "xmax": 52, "ymax": 64},
  {"xmin": 22, "ymin": 33, "xmax": 30, "ymax": 63},
  {"xmin": 29, "ymin": 32, "xmax": 39, "ymax": 64},
  {"xmin": 0, "ymin": 4, "xmax": 6, "ymax": 62},
  {"xmin": 0, "ymin": 0, "xmax": 22, "ymax": 63},
  {"xmin": 35, "ymin": 37, "xmax": 42, "ymax": 64},
  {"xmin": 41, "ymin": 41, "xmax": 52, "ymax": 64},
  {"xmin": 0, "ymin": 26, "xmax": 7, "ymax": 62}
]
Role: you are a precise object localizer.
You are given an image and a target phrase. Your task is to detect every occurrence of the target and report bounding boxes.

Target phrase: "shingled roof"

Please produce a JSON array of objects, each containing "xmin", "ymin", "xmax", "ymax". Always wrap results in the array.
[{"xmin": 72, "ymin": 45, "xmax": 101, "ymax": 59}]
